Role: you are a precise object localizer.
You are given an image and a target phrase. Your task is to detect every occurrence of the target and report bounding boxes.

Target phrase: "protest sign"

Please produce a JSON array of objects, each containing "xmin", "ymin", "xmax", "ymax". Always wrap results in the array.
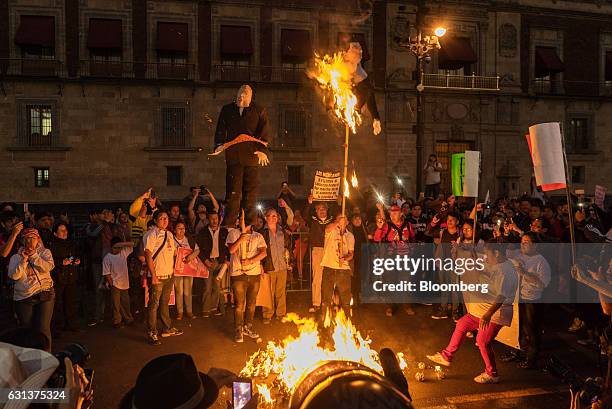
[
  {"xmin": 312, "ymin": 170, "xmax": 341, "ymax": 201},
  {"xmin": 595, "ymin": 185, "xmax": 606, "ymax": 208},
  {"xmin": 451, "ymin": 153, "xmax": 465, "ymax": 197},
  {"xmin": 451, "ymin": 151, "xmax": 480, "ymax": 197},
  {"xmin": 174, "ymin": 247, "xmax": 209, "ymax": 278}
]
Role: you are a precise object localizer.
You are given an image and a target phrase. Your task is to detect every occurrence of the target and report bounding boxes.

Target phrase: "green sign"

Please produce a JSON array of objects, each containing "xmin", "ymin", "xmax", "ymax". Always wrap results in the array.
[{"xmin": 451, "ymin": 153, "xmax": 465, "ymax": 197}]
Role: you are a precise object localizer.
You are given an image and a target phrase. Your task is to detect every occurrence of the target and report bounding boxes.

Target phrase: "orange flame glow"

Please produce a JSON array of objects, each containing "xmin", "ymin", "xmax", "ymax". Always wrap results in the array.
[
  {"xmin": 351, "ymin": 169, "xmax": 358, "ymax": 188},
  {"xmin": 309, "ymin": 52, "xmax": 362, "ymax": 133},
  {"xmin": 344, "ymin": 179, "xmax": 350, "ymax": 198},
  {"xmin": 256, "ymin": 384, "xmax": 274, "ymax": 406},
  {"xmin": 240, "ymin": 310, "xmax": 399, "ymax": 396}
]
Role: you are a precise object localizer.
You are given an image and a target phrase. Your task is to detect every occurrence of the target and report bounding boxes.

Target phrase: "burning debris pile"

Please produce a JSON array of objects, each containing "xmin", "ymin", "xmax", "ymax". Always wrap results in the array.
[{"xmin": 240, "ymin": 310, "xmax": 409, "ymax": 407}]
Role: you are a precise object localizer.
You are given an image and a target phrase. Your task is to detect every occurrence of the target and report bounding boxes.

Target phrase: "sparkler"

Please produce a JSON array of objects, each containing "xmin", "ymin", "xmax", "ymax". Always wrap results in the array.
[{"xmin": 351, "ymin": 169, "xmax": 359, "ymax": 188}]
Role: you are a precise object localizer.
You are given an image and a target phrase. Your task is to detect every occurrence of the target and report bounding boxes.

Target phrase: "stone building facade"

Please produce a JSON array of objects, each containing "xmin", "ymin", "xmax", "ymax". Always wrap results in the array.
[{"xmin": 0, "ymin": 0, "xmax": 611, "ymax": 205}]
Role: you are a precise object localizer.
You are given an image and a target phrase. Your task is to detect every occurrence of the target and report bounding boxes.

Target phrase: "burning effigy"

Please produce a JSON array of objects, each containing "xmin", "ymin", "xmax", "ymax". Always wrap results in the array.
[{"xmin": 240, "ymin": 309, "xmax": 409, "ymax": 407}]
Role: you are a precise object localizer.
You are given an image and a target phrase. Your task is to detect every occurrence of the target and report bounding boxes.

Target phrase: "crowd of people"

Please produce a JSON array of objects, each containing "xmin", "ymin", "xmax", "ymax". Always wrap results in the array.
[{"xmin": 1, "ymin": 174, "xmax": 611, "ymax": 391}]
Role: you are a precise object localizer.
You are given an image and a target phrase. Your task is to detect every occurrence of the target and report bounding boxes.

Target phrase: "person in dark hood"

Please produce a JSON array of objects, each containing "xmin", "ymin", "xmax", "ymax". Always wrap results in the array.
[{"xmin": 48, "ymin": 222, "xmax": 81, "ymax": 334}]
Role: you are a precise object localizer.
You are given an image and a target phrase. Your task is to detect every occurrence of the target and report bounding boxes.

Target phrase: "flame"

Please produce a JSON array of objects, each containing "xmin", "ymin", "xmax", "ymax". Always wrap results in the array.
[
  {"xmin": 309, "ymin": 52, "xmax": 362, "ymax": 133},
  {"xmin": 351, "ymin": 170, "xmax": 358, "ymax": 188},
  {"xmin": 256, "ymin": 384, "xmax": 274, "ymax": 406},
  {"xmin": 241, "ymin": 310, "xmax": 395, "ymax": 396},
  {"xmin": 397, "ymin": 352, "xmax": 408, "ymax": 370},
  {"xmin": 344, "ymin": 179, "xmax": 350, "ymax": 198}
]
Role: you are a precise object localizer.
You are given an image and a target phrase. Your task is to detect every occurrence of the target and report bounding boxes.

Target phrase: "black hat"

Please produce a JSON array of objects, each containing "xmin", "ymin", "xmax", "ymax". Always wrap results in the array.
[{"xmin": 119, "ymin": 354, "xmax": 219, "ymax": 409}]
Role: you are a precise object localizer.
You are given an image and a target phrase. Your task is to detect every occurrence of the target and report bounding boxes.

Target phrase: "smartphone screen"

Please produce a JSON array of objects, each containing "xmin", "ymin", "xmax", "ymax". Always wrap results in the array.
[{"xmin": 232, "ymin": 380, "xmax": 252, "ymax": 409}]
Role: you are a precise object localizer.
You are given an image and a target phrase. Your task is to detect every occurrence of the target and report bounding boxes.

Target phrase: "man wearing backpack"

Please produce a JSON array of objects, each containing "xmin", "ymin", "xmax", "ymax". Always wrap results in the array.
[
  {"xmin": 374, "ymin": 203, "xmax": 416, "ymax": 317},
  {"xmin": 142, "ymin": 210, "xmax": 182, "ymax": 345}
]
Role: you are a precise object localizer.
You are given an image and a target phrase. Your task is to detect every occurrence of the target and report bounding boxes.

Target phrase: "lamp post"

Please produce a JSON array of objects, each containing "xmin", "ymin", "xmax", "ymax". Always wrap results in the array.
[{"xmin": 399, "ymin": 2, "xmax": 445, "ymax": 195}]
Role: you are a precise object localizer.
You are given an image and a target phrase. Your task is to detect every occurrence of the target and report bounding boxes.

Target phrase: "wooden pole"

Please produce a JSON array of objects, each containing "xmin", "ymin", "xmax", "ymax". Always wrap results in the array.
[
  {"xmin": 560, "ymin": 123, "xmax": 576, "ymax": 265},
  {"xmin": 339, "ymin": 124, "xmax": 350, "ymax": 268},
  {"xmin": 341, "ymin": 124, "xmax": 350, "ymax": 218}
]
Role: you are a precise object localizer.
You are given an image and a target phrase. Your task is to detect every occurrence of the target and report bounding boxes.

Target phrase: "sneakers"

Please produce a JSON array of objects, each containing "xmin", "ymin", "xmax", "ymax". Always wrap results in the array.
[
  {"xmin": 426, "ymin": 352, "xmax": 451, "ymax": 367},
  {"xmin": 473, "ymin": 372, "xmax": 500, "ymax": 384},
  {"xmin": 213, "ymin": 310, "xmax": 223, "ymax": 316},
  {"xmin": 201, "ymin": 311, "xmax": 211, "ymax": 318},
  {"xmin": 263, "ymin": 318, "xmax": 271, "ymax": 325},
  {"xmin": 431, "ymin": 308, "xmax": 449, "ymax": 320},
  {"xmin": 87, "ymin": 319, "xmax": 103, "ymax": 327},
  {"xmin": 161, "ymin": 327, "xmax": 183, "ymax": 338},
  {"xmin": 308, "ymin": 306, "xmax": 320, "ymax": 313},
  {"xmin": 113, "ymin": 322, "xmax": 125, "ymax": 329},
  {"xmin": 176, "ymin": 313, "xmax": 183, "ymax": 321},
  {"xmin": 242, "ymin": 325, "xmax": 259, "ymax": 339},
  {"xmin": 568, "ymin": 318, "xmax": 585, "ymax": 332},
  {"xmin": 148, "ymin": 331, "xmax": 161, "ymax": 345},
  {"xmin": 185, "ymin": 313, "xmax": 196, "ymax": 319},
  {"xmin": 235, "ymin": 329, "xmax": 244, "ymax": 343}
]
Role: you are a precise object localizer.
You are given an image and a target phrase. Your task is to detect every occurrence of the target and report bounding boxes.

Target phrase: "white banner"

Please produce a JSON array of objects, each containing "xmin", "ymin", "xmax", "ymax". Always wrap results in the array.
[
  {"xmin": 463, "ymin": 150, "xmax": 480, "ymax": 198},
  {"xmin": 527, "ymin": 122, "xmax": 567, "ymax": 191},
  {"xmin": 312, "ymin": 170, "xmax": 341, "ymax": 201}
]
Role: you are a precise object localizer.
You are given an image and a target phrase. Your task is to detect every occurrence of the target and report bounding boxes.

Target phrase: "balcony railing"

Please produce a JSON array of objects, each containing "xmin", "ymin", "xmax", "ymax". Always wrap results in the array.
[
  {"xmin": 80, "ymin": 60, "xmax": 196, "ymax": 80},
  {"xmin": 423, "ymin": 73, "xmax": 500, "ymax": 91},
  {"xmin": 531, "ymin": 79, "xmax": 612, "ymax": 97},
  {"xmin": 0, "ymin": 58, "xmax": 64, "ymax": 77},
  {"xmin": 212, "ymin": 65, "xmax": 307, "ymax": 83}
]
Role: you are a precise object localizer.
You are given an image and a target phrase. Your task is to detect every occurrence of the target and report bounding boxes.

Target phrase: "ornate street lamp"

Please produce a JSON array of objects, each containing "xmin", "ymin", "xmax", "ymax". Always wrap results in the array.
[{"xmin": 399, "ymin": 9, "xmax": 446, "ymax": 195}]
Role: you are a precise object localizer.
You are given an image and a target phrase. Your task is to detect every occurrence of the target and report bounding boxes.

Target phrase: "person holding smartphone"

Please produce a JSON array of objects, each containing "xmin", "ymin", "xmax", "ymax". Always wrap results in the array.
[
  {"xmin": 48, "ymin": 222, "xmax": 81, "ymax": 335},
  {"xmin": 424, "ymin": 154, "xmax": 443, "ymax": 199}
]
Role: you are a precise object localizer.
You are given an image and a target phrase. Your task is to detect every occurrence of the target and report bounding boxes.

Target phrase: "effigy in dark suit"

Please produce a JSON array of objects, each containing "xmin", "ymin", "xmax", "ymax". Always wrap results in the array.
[{"xmin": 214, "ymin": 85, "xmax": 270, "ymax": 226}]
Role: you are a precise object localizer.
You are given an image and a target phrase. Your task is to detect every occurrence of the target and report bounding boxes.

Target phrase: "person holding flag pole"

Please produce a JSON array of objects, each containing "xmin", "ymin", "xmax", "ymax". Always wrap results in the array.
[{"xmin": 525, "ymin": 122, "xmax": 575, "ymax": 264}]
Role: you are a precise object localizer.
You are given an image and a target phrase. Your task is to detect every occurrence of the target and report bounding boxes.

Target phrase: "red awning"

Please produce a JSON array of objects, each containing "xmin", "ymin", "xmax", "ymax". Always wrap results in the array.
[
  {"xmin": 15, "ymin": 15, "xmax": 55, "ymax": 48},
  {"xmin": 338, "ymin": 32, "xmax": 370, "ymax": 62},
  {"xmin": 220, "ymin": 25, "xmax": 253, "ymax": 56},
  {"xmin": 281, "ymin": 29, "xmax": 312, "ymax": 60},
  {"xmin": 157, "ymin": 22, "xmax": 189, "ymax": 52},
  {"xmin": 438, "ymin": 37, "xmax": 477, "ymax": 71},
  {"xmin": 535, "ymin": 46, "xmax": 565, "ymax": 78},
  {"xmin": 87, "ymin": 19, "xmax": 122, "ymax": 49},
  {"xmin": 605, "ymin": 51, "xmax": 612, "ymax": 81}
]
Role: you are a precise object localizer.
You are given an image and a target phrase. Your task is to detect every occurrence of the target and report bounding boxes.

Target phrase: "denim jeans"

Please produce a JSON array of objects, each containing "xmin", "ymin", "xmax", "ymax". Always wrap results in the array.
[
  {"xmin": 174, "ymin": 276, "xmax": 193, "ymax": 316},
  {"xmin": 15, "ymin": 288, "xmax": 56, "ymax": 349},
  {"xmin": 321, "ymin": 267, "xmax": 352, "ymax": 308},
  {"xmin": 231, "ymin": 274, "xmax": 260, "ymax": 330},
  {"xmin": 202, "ymin": 264, "xmax": 223, "ymax": 313},
  {"xmin": 92, "ymin": 263, "xmax": 106, "ymax": 321},
  {"xmin": 147, "ymin": 276, "xmax": 174, "ymax": 334}
]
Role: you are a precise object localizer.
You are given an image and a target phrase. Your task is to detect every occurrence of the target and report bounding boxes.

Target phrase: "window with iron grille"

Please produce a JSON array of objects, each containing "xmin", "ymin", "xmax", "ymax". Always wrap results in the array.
[
  {"xmin": 571, "ymin": 166, "xmax": 585, "ymax": 184},
  {"xmin": 166, "ymin": 166, "xmax": 183, "ymax": 186},
  {"xmin": 287, "ymin": 165, "xmax": 303, "ymax": 185},
  {"xmin": 157, "ymin": 104, "xmax": 191, "ymax": 148},
  {"xmin": 34, "ymin": 167, "xmax": 50, "ymax": 187},
  {"xmin": 279, "ymin": 106, "xmax": 309, "ymax": 147},
  {"xmin": 17, "ymin": 102, "xmax": 57, "ymax": 147},
  {"xmin": 567, "ymin": 116, "xmax": 593, "ymax": 153}
]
